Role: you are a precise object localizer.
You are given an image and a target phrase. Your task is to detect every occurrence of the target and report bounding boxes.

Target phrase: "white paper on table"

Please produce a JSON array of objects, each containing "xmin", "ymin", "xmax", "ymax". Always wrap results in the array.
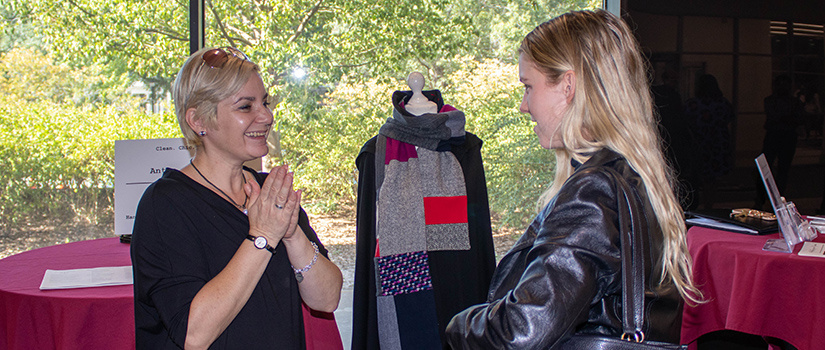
[
  {"xmin": 39, "ymin": 266, "xmax": 133, "ymax": 290},
  {"xmin": 798, "ymin": 242, "xmax": 825, "ymax": 258}
]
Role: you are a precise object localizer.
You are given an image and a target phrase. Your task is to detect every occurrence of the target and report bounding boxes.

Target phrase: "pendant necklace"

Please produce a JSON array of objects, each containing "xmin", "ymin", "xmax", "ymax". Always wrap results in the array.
[{"xmin": 190, "ymin": 160, "xmax": 248, "ymax": 215}]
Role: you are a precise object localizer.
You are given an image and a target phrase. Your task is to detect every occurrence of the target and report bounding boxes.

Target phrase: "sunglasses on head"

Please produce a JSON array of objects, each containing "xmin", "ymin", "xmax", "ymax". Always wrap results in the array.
[{"xmin": 200, "ymin": 47, "xmax": 250, "ymax": 69}]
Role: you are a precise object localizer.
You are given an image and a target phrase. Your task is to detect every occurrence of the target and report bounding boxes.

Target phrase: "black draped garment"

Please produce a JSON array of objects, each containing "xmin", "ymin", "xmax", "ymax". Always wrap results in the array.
[{"xmin": 351, "ymin": 90, "xmax": 496, "ymax": 349}]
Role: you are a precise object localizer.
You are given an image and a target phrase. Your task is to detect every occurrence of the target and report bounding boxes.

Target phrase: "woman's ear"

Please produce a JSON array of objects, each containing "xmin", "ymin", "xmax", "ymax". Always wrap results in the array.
[
  {"xmin": 185, "ymin": 108, "xmax": 203, "ymax": 134},
  {"xmin": 562, "ymin": 70, "xmax": 576, "ymax": 103}
]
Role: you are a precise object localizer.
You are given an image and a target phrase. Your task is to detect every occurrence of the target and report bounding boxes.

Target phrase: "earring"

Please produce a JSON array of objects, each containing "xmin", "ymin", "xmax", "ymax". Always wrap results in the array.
[{"xmin": 199, "ymin": 131, "xmax": 206, "ymax": 136}]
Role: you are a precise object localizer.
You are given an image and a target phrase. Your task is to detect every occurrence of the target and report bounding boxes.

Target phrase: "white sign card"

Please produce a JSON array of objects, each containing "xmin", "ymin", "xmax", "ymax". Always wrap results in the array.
[{"xmin": 114, "ymin": 138, "xmax": 195, "ymax": 235}]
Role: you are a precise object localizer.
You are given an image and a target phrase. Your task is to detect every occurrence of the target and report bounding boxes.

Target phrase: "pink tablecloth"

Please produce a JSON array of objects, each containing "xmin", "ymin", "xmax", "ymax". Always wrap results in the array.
[
  {"xmin": 681, "ymin": 226, "xmax": 825, "ymax": 350},
  {"xmin": 0, "ymin": 237, "xmax": 135, "ymax": 350},
  {"xmin": 0, "ymin": 237, "xmax": 343, "ymax": 350}
]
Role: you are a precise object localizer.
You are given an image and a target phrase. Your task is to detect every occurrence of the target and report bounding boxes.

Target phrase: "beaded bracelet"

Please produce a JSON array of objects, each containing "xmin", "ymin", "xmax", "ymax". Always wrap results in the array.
[{"xmin": 292, "ymin": 241, "xmax": 318, "ymax": 283}]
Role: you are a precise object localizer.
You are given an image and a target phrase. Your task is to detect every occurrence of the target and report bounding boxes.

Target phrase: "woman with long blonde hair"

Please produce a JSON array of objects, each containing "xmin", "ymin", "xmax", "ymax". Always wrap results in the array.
[{"xmin": 446, "ymin": 9, "xmax": 701, "ymax": 349}]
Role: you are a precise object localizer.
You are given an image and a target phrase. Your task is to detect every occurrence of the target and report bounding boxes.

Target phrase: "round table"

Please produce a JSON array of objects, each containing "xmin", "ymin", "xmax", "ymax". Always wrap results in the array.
[
  {"xmin": 682, "ymin": 226, "xmax": 825, "ymax": 350},
  {"xmin": 0, "ymin": 237, "xmax": 135, "ymax": 350},
  {"xmin": 0, "ymin": 237, "xmax": 343, "ymax": 350}
]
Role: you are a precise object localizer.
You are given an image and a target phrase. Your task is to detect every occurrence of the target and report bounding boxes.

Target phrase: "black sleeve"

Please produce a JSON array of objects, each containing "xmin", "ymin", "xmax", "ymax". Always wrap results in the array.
[
  {"xmin": 351, "ymin": 137, "xmax": 381, "ymax": 350},
  {"xmin": 132, "ymin": 184, "xmax": 210, "ymax": 348},
  {"xmin": 445, "ymin": 169, "xmax": 623, "ymax": 349},
  {"xmin": 133, "ymin": 172, "xmax": 325, "ymax": 349}
]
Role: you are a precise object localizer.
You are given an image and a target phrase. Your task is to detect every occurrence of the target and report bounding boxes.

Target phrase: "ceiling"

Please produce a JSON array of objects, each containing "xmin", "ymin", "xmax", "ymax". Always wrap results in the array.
[{"xmin": 626, "ymin": 0, "xmax": 825, "ymax": 24}]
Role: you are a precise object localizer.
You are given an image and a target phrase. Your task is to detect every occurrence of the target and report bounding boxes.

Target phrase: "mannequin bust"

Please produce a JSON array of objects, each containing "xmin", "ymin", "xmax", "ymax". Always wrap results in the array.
[{"xmin": 404, "ymin": 72, "xmax": 438, "ymax": 116}]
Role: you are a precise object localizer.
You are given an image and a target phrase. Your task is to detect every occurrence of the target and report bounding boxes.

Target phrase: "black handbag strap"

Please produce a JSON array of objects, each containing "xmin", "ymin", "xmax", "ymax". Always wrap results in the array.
[{"xmin": 615, "ymin": 173, "xmax": 647, "ymax": 341}]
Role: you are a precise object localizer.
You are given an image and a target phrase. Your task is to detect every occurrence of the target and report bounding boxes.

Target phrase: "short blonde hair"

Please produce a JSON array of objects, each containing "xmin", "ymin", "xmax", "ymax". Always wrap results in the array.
[
  {"xmin": 520, "ymin": 9, "xmax": 702, "ymax": 304},
  {"xmin": 172, "ymin": 47, "xmax": 260, "ymax": 146}
]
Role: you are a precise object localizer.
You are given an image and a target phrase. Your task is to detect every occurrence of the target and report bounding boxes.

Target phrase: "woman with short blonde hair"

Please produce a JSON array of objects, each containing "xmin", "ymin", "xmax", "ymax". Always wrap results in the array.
[
  {"xmin": 132, "ymin": 47, "xmax": 342, "ymax": 349},
  {"xmin": 172, "ymin": 47, "xmax": 260, "ymax": 146}
]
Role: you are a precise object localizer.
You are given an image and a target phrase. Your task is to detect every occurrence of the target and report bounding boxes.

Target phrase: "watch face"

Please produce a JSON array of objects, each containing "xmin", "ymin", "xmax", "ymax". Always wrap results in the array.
[{"xmin": 254, "ymin": 236, "xmax": 267, "ymax": 249}]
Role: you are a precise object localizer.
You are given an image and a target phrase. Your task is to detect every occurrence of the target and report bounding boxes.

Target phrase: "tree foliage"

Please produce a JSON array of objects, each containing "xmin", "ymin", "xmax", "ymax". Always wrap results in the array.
[
  {"xmin": 0, "ymin": 92, "xmax": 179, "ymax": 227},
  {"xmin": 0, "ymin": 47, "xmax": 133, "ymax": 107},
  {"xmin": 3, "ymin": 0, "xmax": 600, "ymax": 226},
  {"xmin": 295, "ymin": 57, "xmax": 556, "ymax": 225},
  {"xmin": 1, "ymin": 1, "xmax": 38, "ymax": 50},
  {"xmin": 15, "ymin": 0, "xmax": 596, "ymax": 96}
]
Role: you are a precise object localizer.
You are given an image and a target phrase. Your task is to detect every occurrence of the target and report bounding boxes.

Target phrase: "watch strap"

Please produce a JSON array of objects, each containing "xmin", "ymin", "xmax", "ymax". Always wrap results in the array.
[{"xmin": 245, "ymin": 234, "xmax": 276, "ymax": 254}]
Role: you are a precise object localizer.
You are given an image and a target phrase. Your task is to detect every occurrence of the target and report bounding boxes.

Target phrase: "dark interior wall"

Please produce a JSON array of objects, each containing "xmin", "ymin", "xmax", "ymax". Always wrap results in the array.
[
  {"xmin": 624, "ymin": 0, "xmax": 825, "ymax": 167},
  {"xmin": 626, "ymin": 0, "xmax": 825, "ymax": 24}
]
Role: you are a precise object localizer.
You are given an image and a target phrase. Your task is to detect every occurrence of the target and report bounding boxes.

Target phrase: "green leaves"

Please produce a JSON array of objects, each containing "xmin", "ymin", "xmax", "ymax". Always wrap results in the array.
[
  {"xmin": 284, "ymin": 58, "xmax": 554, "ymax": 225},
  {"xmin": 441, "ymin": 58, "xmax": 556, "ymax": 227},
  {"xmin": 2, "ymin": 0, "xmax": 598, "ymax": 228},
  {"xmin": 0, "ymin": 94, "xmax": 179, "ymax": 227}
]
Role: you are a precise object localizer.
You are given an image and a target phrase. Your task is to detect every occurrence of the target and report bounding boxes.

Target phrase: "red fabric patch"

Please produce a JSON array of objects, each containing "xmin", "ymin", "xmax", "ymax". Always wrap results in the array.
[
  {"xmin": 423, "ymin": 196, "xmax": 468, "ymax": 225},
  {"xmin": 375, "ymin": 239, "xmax": 380, "ymax": 257}
]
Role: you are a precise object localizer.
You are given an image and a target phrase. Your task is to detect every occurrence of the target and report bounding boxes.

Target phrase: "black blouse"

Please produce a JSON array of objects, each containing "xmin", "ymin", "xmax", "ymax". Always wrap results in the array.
[{"xmin": 131, "ymin": 168, "xmax": 327, "ymax": 349}]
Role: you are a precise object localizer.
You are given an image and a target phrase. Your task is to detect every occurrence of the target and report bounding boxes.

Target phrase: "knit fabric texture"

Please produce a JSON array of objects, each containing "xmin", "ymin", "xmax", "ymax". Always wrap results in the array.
[{"xmin": 373, "ymin": 91, "xmax": 471, "ymax": 349}]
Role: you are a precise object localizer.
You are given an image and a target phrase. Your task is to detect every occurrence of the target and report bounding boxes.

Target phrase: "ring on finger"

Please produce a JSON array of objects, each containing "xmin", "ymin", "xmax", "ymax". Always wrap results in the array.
[{"xmin": 274, "ymin": 204, "xmax": 284, "ymax": 209}]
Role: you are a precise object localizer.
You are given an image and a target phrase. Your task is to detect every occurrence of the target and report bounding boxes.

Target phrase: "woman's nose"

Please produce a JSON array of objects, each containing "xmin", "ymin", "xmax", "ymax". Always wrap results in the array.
[{"xmin": 258, "ymin": 107, "xmax": 274, "ymax": 123}]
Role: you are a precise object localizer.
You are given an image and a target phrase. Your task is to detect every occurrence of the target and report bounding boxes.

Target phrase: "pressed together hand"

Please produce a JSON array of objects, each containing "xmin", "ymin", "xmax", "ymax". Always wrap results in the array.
[{"xmin": 245, "ymin": 164, "xmax": 303, "ymax": 245}]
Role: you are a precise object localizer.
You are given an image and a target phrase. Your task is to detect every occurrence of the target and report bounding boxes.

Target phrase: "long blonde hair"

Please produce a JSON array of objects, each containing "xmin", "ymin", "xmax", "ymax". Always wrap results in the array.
[{"xmin": 520, "ymin": 9, "xmax": 702, "ymax": 304}]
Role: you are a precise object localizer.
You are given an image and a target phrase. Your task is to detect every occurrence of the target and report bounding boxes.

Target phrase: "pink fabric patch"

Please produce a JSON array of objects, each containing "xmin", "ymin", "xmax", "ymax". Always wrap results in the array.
[
  {"xmin": 440, "ymin": 104, "xmax": 457, "ymax": 113},
  {"xmin": 303, "ymin": 302, "xmax": 344, "ymax": 350},
  {"xmin": 385, "ymin": 138, "xmax": 418, "ymax": 164}
]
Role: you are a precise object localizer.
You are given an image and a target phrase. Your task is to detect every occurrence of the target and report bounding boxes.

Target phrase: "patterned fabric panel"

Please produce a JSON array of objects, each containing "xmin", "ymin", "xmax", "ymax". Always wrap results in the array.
[{"xmin": 375, "ymin": 251, "xmax": 432, "ymax": 296}]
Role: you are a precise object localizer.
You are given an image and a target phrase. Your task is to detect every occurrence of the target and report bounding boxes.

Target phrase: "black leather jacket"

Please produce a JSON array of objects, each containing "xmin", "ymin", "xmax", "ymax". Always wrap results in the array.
[{"xmin": 446, "ymin": 149, "xmax": 683, "ymax": 349}]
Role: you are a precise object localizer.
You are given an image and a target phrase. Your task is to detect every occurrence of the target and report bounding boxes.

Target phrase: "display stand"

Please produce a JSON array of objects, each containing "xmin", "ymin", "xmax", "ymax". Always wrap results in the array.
[
  {"xmin": 756, "ymin": 154, "xmax": 816, "ymax": 252},
  {"xmin": 404, "ymin": 72, "xmax": 437, "ymax": 116}
]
